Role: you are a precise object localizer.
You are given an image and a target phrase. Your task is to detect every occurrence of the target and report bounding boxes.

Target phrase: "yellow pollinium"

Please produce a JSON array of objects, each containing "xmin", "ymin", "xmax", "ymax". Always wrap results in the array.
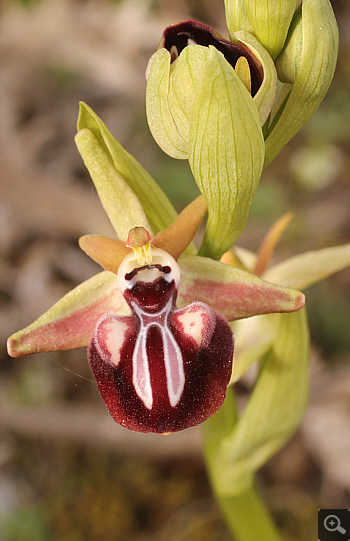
[{"xmin": 133, "ymin": 243, "xmax": 152, "ymax": 266}]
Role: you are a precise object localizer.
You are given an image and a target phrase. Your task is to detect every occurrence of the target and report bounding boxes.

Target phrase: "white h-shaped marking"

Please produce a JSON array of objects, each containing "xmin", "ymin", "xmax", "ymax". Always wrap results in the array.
[{"xmin": 132, "ymin": 299, "xmax": 185, "ymax": 410}]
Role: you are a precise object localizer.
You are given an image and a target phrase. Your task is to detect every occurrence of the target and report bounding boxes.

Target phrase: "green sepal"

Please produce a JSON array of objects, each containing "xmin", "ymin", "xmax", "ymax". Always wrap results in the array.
[
  {"xmin": 188, "ymin": 46, "xmax": 264, "ymax": 260},
  {"xmin": 7, "ymin": 272, "xmax": 127, "ymax": 358},
  {"xmin": 265, "ymin": 82, "xmax": 292, "ymax": 137},
  {"xmin": 264, "ymin": 0, "xmax": 339, "ymax": 165},
  {"xmin": 146, "ymin": 49, "xmax": 188, "ymax": 159},
  {"xmin": 75, "ymin": 129, "xmax": 151, "ymax": 241},
  {"xmin": 275, "ymin": 5, "xmax": 303, "ymax": 84},
  {"xmin": 146, "ymin": 46, "xmax": 209, "ymax": 159},
  {"xmin": 264, "ymin": 243, "xmax": 350, "ymax": 290},
  {"xmin": 77, "ymin": 102, "xmax": 178, "ymax": 235}
]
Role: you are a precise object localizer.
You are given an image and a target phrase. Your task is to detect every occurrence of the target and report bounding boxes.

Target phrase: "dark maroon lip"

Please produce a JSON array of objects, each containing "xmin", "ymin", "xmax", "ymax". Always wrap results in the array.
[
  {"xmin": 89, "ymin": 295, "xmax": 234, "ymax": 433},
  {"xmin": 124, "ymin": 277, "xmax": 177, "ymax": 313},
  {"xmin": 161, "ymin": 19, "xmax": 263, "ymax": 96}
]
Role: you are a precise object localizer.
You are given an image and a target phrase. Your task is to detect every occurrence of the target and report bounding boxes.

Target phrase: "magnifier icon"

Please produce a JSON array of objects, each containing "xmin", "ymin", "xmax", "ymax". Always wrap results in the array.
[{"xmin": 324, "ymin": 515, "xmax": 346, "ymax": 534}]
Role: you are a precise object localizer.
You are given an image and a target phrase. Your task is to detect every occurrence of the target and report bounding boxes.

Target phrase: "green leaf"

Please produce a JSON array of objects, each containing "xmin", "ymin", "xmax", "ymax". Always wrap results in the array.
[
  {"xmin": 188, "ymin": 46, "xmax": 264, "ymax": 260},
  {"xmin": 265, "ymin": 0, "xmax": 339, "ymax": 165},
  {"xmin": 264, "ymin": 243, "xmax": 350, "ymax": 290},
  {"xmin": 75, "ymin": 129, "xmax": 151, "ymax": 241},
  {"xmin": 7, "ymin": 272, "xmax": 126, "ymax": 357},
  {"xmin": 77, "ymin": 102, "xmax": 178, "ymax": 235},
  {"xmin": 178, "ymin": 253, "xmax": 305, "ymax": 320}
]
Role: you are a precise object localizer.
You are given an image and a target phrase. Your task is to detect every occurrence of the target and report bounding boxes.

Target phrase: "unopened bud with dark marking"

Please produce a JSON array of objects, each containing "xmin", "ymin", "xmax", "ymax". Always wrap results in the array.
[{"xmin": 146, "ymin": 19, "xmax": 276, "ymax": 160}]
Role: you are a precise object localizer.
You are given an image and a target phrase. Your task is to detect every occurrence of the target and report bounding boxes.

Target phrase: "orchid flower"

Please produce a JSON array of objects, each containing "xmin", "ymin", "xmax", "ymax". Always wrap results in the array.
[{"xmin": 7, "ymin": 104, "xmax": 306, "ymax": 435}]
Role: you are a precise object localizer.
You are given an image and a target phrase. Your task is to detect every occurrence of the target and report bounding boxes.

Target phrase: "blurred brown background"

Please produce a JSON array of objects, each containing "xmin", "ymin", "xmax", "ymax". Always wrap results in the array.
[{"xmin": 0, "ymin": 1, "xmax": 349, "ymax": 540}]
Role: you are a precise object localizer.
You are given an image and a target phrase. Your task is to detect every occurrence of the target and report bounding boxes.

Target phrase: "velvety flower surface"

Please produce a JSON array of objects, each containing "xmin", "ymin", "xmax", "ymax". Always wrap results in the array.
[{"xmin": 89, "ymin": 238, "xmax": 233, "ymax": 433}]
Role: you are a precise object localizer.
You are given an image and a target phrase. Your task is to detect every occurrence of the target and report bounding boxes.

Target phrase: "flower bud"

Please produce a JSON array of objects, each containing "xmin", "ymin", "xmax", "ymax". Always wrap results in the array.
[
  {"xmin": 224, "ymin": 0, "xmax": 299, "ymax": 59},
  {"xmin": 146, "ymin": 20, "xmax": 275, "ymax": 160},
  {"xmin": 264, "ymin": 0, "xmax": 338, "ymax": 166},
  {"xmin": 275, "ymin": 5, "xmax": 303, "ymax": 84}
]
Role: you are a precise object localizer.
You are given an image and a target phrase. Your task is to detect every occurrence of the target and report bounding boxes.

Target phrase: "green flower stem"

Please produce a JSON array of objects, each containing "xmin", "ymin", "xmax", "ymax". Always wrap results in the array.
[
  {"xmin": 203, "ymin": 388, "xmax": 284, "ymax": 541},
  {"xmin": 216, "ymin": 482, "xmax": 283, "ymax": 541}
]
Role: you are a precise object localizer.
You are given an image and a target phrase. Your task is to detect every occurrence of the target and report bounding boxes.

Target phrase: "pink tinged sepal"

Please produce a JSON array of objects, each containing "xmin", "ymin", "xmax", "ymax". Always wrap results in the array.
[
  {"xmin": 7, "ymin": 271, "xmax": 127, "ymax": 358},
  {"xmin": 178, "ymin": 254, "xmax": 305, "ymax": 320},
  {"xmin": 88, "ymin": 251, "xmax": 233, "ymax": 433}
]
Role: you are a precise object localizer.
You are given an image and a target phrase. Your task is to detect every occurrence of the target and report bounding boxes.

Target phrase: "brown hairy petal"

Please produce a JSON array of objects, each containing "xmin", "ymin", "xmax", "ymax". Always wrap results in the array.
[{"xmin": 79, "ymin": 235, "xmax": 131, "ymax": 273}]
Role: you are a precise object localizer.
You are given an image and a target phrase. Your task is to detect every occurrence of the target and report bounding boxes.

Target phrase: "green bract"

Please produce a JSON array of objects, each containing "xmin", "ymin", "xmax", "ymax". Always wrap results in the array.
[
  {"xmin": 224, "ymin": 0, "xmax": 299, "ymax": 59},
  {"xmin": 203, "ymin": 239, "xmax": 350, "ymax": 517},
  {"xmin": 205, "ymin": 308, "xmax": 309, "ymax": 496},
  {"xmin": 188, "ymin": 46, "xmax": 265, "ymax": 259}
]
